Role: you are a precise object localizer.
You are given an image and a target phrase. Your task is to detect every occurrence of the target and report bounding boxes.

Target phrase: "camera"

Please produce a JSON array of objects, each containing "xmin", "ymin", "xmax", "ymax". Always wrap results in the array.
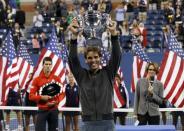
[
  {"xmin": 51, "ymin": 17, "xmax": 55, "ymax": 21},
  {"xmin": 8, "ymin": 19, "xmax": 14, "ymax": 23}
]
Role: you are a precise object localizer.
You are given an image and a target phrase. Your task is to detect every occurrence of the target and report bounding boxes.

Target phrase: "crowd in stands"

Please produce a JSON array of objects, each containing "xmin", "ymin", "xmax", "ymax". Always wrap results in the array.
[{"xmin": 0, "ymin": 0, "xmax": 184, "ymax": 54}]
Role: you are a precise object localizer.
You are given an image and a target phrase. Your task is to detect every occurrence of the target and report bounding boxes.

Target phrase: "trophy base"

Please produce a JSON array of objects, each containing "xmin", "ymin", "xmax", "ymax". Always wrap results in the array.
[{"xmin": 86, "ymin": 37, "xmax": 102, "ymax": 47}]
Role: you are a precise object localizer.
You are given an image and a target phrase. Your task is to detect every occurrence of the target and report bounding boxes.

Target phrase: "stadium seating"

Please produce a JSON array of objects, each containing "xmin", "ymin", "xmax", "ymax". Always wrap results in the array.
[{"xmin": 145, "ymin": 10, "xmax": 167, "ymax": 51}]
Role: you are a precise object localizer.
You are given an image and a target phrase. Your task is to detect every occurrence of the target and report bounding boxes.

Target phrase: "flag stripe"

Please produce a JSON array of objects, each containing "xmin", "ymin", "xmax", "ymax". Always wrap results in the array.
[
  {"xmin": 157, "ymin": 51, "xmax": 169, "ymax": 81},
  {"xmin": 18, "ymin": 60, "xmax": 29, "ymax": 88},
  {"xmin": 131, "ymin": 56, "xmax": 139, "ymax": 92},
  {"xmin": 131, "ymin": 42, "xmax": 150, "ymax": 93},
  {"xmin": 51, "ymin": 56, "xmax": 62, "ymax": 75},
  {"xmin": 178, "ymin": 97, "xmax": 184, "ymax": 107},
  {"xmin": 163, "ymin": 53, "xmax": 177, "ymax": 89},
  {"xmin": 6, "ymin": 58, "xmax": 19, "ymax": 88},
  {"xmin": 0, "ymin": 57, "xmax": 7, "ymax": 104},
  {"xmin": 0, "ymin": 57, "xmax": 3, "ymax": 75},
  {"xmin": 114, "ymin": 81, "xmax": 125, "ymax": 107},
  {"xmin": 169, "ymin": 69, "xmax": 184, "ymax": 104},
  {"xmin": 172, "ymin": 82, "xmax": 184, "ymax": 107},
  {"xmin": 165, "ymin": 57, "xmax": 182, "ymax": 99},
  {"xmin": 117, "ymin": 68, "xmax": 129, "ymax": 107},
  {"xmin": 1, "ymin": 58, "xmax": 9, "ymax": 104},
  {"xmin": 19, "ymin": 62, "xmax": 32, "ymax": 89},
  {"xmin": 158, "ymin": 51, "xmax": 184, "ymax": 107}
]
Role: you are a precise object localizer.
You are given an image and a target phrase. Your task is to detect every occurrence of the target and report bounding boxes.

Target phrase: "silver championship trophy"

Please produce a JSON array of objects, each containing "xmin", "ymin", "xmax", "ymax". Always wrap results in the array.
[{"xmin": 77, "ymin": 5, "xmax": 110, "ymax": 46}]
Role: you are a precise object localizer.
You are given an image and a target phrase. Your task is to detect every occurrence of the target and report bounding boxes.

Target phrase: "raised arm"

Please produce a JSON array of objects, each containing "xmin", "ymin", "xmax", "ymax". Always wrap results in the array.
[
  {"xmin": 68, "ymin": 18, "xmax": 83, "ymax": 78},
  {"xmin": 106, "ymin": 21, "xmax": 121, "ymax": 79}
]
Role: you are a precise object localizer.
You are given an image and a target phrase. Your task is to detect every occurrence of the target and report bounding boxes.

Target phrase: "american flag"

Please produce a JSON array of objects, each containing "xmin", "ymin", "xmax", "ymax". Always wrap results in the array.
[
  {"xmin": 29, "ymin": 28, "xmax": 66, "ymax": 107},
  {"xmin": 157, "ymin": 31, "xmax": 184, "ymax": 107},
  {"xmin": 13, "ymin": 43, "xmax": 34, "ymax": 92},
  {"xmin": 131, "ymin": 39, "xmax": 151, "ymax": 92},
  {"xmin": 101, "ymin": 47, "xmax": 128, "ymax": 108},
  {"xmin": 60, "ymin": 41, "xmax": 70, "ymax": 74},
  {"xmin": 117, "ymin": 68, "xmax": 129, "ymax": 108},
  {"xmin": 60, "ymin": 42, "xmax": 70, "ymax": 84},
  {"xmin": 0, "ymin": 31, "xmax": 17, "ymax": 105},
  {"xmin": 166, "ymin": 32, "xmax": 184, "ymax": 57},
  {"xmin": 60, "ymin": 42, "xmax": 68, "ymax": 63}
]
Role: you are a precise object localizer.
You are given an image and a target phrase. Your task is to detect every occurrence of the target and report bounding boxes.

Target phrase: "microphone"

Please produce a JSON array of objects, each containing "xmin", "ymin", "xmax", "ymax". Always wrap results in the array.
[
  {"xmin": 146, "ymin": 76, "xmax": 154, "ymax": 99},
  {"xmin": 150, "ymin": 76, "xmax": 155, "ymax": 86}
]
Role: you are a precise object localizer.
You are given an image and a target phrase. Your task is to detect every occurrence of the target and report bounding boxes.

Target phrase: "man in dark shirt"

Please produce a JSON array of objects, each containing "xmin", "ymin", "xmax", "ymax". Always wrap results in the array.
[{"xmin": 68, "ymin": 18, "xmax": 121, "ymax": 131}]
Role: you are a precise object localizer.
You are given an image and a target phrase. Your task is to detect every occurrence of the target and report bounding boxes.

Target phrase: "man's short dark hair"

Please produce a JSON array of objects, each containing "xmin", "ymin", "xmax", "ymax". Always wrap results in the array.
[
  {"xmin": 43, "ymin": 57, "xmax": 52, "ymax": 65},
  {"xmin": 84, "ymin": 46, "xmax": 102, "ymax": 59}
]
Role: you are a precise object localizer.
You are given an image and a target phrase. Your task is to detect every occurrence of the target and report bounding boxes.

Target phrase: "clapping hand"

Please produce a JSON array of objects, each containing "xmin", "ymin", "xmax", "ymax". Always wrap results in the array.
[
  {"xmin": 68, "ymin": 18, "xmax": 80, "ymax": 39},
  {"xmin": 107, "ymin": 20, "xmax": 119, "ymax": 36}
]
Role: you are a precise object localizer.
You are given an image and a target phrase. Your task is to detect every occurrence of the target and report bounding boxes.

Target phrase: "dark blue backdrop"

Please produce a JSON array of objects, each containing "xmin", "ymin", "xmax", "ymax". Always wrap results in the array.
[{"xmin": 31, "ymin": 52, "xmax": 164, "ymax": 107}]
